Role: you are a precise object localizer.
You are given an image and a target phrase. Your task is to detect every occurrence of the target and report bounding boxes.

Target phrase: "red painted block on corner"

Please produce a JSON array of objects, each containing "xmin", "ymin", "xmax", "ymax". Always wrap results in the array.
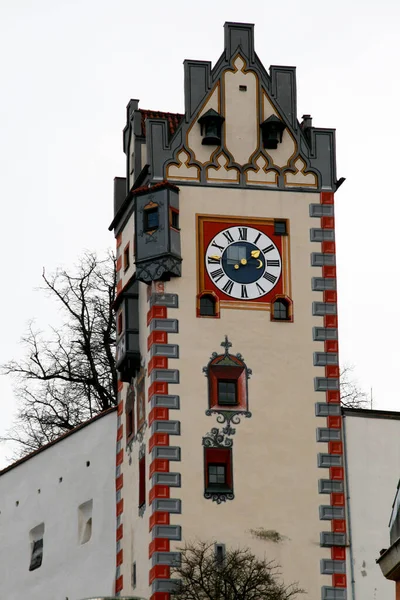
[
  {"xmin": 324, "ymin": 290, "xmax": 337, "ymax": 303},
  {"xmin": 332, "ymin": 574, "xmax": 347, "ymax": 588},
  {"xmin": 149, "ymin": 407, "xmax": 169, "ymax": 425},
  {"xmin": 115, "ymin": 575, "xmax": 124, "ymax": 593},
  {"xmin": 325, "ymin": 340, "xmax": 339, "ymax": 353},
  {"xmin": 116, "ymin": 549, "xmax": 123, "ymax": 566},
  {"xmin": 148, "ymin": 331, "xmax": 168, "ymax": 351},
  {"xmin": 150, "ymin": 592, "xmax": 170, "ymax": 600},
  {"xmin": 149, "ymin": 538, "xmax": 170, "ymax": 558},
  {"xmin": 149, "ymin": 565, "xmax": 170, "ymax": 584},
  {"xmin": 149, "ymin": 511, "xmax": 170, "ymax": 532},
  {"xmin": 322, "ymin": 241, "xmax": 336, "ymax": 254},
  {"xmin": 324, "ymin": 315, "xmax": 338, "ymax": 328},
  {"xmin": 329, "ymin": 441, "xmax": 343, "ymax": 455},
  {"xmin": 148, "ymin": 356, "xmax": 168, "ymax": 375},
  {"xmin": 116, "ymin": 524, "xmax": 123, "ymax": 541},
  {"xmin": 323, "ymin": 265, "xmax": 336, "ymax": 278},
  {"xmin": 116, "ymin": 449, "xmax": 124, "ymax": 466},
  {"xmin": 331, "ymin": 546, "xmax": 346, "ymax": 560},
  {"xmin": 332, "ymin": 519, "xmax": 346, "ymax": 533},
  {"xmin": 331, "ymin": 492, "xmax": 345, "ymax": 506},
  {"xmin": 321, "ymin": 192, "xmax": 334, "ymax": 204},
  {"xmin": 117, "ymin": 424, "xmax": 123, "ymax": 441},
  {"xmin": 326, "ymin": 365, "xmax": 339, "ymax": 378},
  {"xmin": 117, "ymin": 401, "xmax": 123, "ymax": 415},
  {"xmin": 148, "ymin": 382, "xmax": 169, "ymax": 400},
  {"xmin": 321, "ymin": 216, "xmax": 335, "ymax": 229},
  {"xmin": 149, "ymin": 485, "xmax": 170, "ymax": 504},
  {"xmin": 326, "ymin": 390, "xmax": 340, "ymax": 403},
  {"xmin": 116, "ymin": 474, "xmax": 124, "ymax": 491},
  {"xmin": 149, "ymin": 433, "xmax": 170, "ymax": 452},
  {"xmin": 330, "ymin": 467, "xmax": 344, "ymax": 480},
  {"xmin": 150, "ymin": 459, "xmax": 170, "ymax": 478},
  {"xmin": 328, "ymin": 416, "xmax": 342, "ymax": 429},
  {"xmin": 147, "ymin": 306, "xmax": 167, "ymax": 325}
]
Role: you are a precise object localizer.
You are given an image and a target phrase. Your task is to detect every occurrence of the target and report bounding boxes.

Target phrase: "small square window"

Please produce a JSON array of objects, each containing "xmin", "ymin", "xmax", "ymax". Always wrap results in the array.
[
  {"xmin": 171, "ymin": 209, "xmax": 179, "ymax": 230},
  {"xmin": 199, "ymin": 294, "xmax": 217, "ymax": 317},
  {"xmin": 218, "ymin": 380, "xmax": 237, "ymax": 405},
  {"xmin": 144, "ymin": 207, "xmax": 159, "ymax": 231},
  {"xmin": 123, "ymin": 243, "xmax": 130, "ymax": 271},
  {"xmin": 274, "ymin": 220, "xmax": 287, "ymax": 235},
  {"xmin": 209, "ymin": 464, "xmax": 226, "ymax": 485},
  {"xmin": 273, "ymin": 300, "xmax": 289, "ymax": 320}
]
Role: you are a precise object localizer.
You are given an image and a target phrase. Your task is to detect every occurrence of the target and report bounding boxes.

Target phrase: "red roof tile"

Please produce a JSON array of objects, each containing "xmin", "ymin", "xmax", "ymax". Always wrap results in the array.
[{"xmin": 140, "ymin": 110, "xmax": 184, "ymax": 138}]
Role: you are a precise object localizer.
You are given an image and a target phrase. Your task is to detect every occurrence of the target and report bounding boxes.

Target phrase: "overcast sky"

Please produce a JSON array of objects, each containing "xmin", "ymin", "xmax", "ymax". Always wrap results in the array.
[{"xmin": 1, "ymin": 0, "xmax": 399, "ymax": 467}]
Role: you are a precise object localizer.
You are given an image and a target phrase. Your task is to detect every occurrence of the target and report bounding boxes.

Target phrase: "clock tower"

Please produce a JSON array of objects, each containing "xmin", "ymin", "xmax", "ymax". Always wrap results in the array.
[{"xmin": 110, "ymin": 22, "xmax": 345, "ymax": 600}]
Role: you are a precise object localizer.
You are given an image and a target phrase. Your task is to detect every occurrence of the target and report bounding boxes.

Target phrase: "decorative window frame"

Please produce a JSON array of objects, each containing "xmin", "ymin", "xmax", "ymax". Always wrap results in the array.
[
  {"xmin": 125, "ymin": 382, "xmax": 135, "ymax": 444},
  {"xmin": 202, "ymin": 428, "xmax": 234, "ymax": 503},
  {"xmin": 203, "ymin": 336, "xmax": 252, "ymax": 435},
  {"xmin": 196, "ymin": 290, "xmax": 220, "ymax": 319},
  {"xmin": 270, "ymin": 294, "xmax": 293, "ymax": 323}
]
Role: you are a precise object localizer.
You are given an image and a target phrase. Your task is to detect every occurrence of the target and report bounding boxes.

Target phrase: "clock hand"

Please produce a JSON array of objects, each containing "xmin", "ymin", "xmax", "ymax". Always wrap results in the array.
[
  {"xmin": 210, "ymin": 254, "xmax": 221, "ymax": 260},
  {"xmin": 251, "ymin": 250, "xmax": 260, "ymax": 259}
]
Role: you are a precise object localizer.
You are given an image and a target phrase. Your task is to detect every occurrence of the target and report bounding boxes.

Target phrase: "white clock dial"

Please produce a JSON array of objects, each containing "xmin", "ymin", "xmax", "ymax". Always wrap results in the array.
[{"xmin": 205, "ymin": 225, "xmax": 282, "ymax": 300}]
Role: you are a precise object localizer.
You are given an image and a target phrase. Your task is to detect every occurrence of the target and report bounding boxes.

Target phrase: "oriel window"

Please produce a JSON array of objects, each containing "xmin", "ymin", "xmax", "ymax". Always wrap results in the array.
[{"xmin": 144, "ymin": 207, "xmax": 159, "ymax": 231}]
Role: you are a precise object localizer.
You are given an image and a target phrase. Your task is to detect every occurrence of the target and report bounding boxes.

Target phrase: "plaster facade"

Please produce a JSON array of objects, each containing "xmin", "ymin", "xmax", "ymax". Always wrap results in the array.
[
  {"xmin": 344, "ymin": 409, "xmax": 400, "ymax": 600},
  {"xmin": 0, "ymin": 409, "xmax": 117, "ymax": 600}
]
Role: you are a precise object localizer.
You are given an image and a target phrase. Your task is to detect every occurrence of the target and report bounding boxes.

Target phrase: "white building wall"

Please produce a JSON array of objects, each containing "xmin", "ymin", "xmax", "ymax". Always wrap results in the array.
[
  {"xmin": 0, "ymin": 409, "xmax": 117, "ymax": 600},
  {"xmin": 345, "ymin": 410, "xmax": 400, "ymax": 600}
]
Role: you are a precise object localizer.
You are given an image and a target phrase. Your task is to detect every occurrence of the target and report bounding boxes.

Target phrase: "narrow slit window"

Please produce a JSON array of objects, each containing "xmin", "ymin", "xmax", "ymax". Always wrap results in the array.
[
  {"xmin": 139, "ymin": 456, "xmax": 146, "ymax": 508},
  {"xmin": 123, "ymin": 243, "xmax": 130, "ymax": 271},
  {"xmin": 144, "ymin": 207, "xmax": 159, "ymax": 231},
  {"xmin": 170, "ymin": 208, "xmax": 180, "ymax": 230},
  {"xmin": 117, "ymin": 312, "xmax": 123, "ymax": 335},
  {"xmin": 215, "ymin": 543, "xmax": 226, "ymax": 566},
  {"xmin": 78, "ymin": 500, "xmax": 93, "ymax": 545},
  {"xmin": 29, "ymin": 523, "xmax": 44, "ymax": 571}
]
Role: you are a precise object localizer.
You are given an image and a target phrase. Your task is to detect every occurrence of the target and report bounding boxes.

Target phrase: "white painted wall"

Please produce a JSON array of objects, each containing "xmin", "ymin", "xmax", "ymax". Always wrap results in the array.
[
  {"xmin": 0, "ymin": 409, "xmax": 117, "ymax": 600},
  {"xmin": 345, "ymin": 410, "xmax": 400, "ymax": 600}
]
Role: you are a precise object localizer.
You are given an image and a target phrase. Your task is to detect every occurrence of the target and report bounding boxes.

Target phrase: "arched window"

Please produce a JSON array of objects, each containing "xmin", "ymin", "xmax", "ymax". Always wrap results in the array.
[
  {"xmin": 272, "ymin": 298, "xmax": 290, "ymax": 321},
  {"xmin": 199, "ymin": 294, "xmax": 217, "ymax": 317}
]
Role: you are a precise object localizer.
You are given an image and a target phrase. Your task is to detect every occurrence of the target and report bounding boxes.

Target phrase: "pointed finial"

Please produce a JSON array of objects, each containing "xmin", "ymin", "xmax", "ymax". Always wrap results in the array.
[{"xmin": 220, "ymin": 335, "xmax": 232, "ymax": 355}]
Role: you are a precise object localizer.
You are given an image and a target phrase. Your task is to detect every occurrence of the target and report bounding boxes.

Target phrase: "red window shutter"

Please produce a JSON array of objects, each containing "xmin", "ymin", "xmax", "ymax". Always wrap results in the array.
[{"xmin": 139, "ymin": 456, "xmax": 146, "ymax": 507}]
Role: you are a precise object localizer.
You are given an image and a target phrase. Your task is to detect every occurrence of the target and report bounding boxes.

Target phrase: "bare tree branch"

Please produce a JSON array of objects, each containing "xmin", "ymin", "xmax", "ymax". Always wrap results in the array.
[
  {"xmin": 1, "ymin": 251, "xmax": 117, "ymax": 459},
  {"xmin": 340, "ymin": 363, "xmax": 371, "ymax": 409},
  {"xmin": 171, "ymin": 540, "xmax": 304, "ymax": 600}
]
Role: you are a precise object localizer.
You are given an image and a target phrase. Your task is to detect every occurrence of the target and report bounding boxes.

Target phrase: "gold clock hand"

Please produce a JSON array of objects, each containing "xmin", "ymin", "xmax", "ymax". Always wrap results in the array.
[
  {"xmin": 210, "ymin": 254, "xmax": 221, "ymax": 260},
  {"xmin": 251, "ymin": 250, "xmax": 260, "ymax": 259}
]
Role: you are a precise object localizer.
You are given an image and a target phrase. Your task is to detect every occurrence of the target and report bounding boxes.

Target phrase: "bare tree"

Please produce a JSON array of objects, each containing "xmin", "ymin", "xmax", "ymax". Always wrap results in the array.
[
  {"xmin": 340, "ymin": 364, "xmax": 370, "ymax": 409},
  {"xmin": 170, "ymin": 540, "xmax": 304, "ymax": 600},
  {"xmin": 1, "ymin": 251, "xmax": 117, "ymax": 457}
]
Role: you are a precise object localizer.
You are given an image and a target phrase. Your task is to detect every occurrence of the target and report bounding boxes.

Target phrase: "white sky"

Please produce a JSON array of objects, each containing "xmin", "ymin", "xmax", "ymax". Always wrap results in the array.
[{"xmin": 1, "ymin": 0, "xmax": 399, "ymax": 467}]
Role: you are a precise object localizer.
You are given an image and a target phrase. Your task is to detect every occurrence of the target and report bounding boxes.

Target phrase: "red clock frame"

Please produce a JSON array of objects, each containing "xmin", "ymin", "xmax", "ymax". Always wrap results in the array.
[{"xmin": 197, "ymin": 214, "xmax": 291, "ymax": 310}]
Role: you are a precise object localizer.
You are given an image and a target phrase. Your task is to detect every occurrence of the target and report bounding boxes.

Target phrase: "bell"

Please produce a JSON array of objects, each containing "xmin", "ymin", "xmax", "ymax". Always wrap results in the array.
[
  {"xmin": 260, "ymin": 115, "xmax": 286, "ymax": 150},
  {"xmin": 198, "ymin": 109, "xmax": 225, "ymax": 146}
]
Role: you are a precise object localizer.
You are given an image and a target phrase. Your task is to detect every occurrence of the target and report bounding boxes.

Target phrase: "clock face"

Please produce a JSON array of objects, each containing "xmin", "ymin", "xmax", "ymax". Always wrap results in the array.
[{"xmin": 205, "ymin": 225, "xmax": 282, "ymax": 300}]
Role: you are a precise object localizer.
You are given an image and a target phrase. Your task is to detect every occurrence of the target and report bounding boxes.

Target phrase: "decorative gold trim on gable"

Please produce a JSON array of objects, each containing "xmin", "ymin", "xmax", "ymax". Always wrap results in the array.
[{"xmin": 167, "ymin": 148, "xmax": 200, "ymax": 181}]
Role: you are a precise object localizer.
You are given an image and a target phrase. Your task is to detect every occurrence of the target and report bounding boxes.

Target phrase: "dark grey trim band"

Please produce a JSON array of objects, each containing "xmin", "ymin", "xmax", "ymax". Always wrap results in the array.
[
  {"xmin": 152, "ymin": 499, "xmax": 182, "ymax": 513},
  {"xmin": 152, "ymin": 446, "xmax": 181, "ymax": 461},
  {"xmin": 312, "ymin": 277, "xmax": 336, "ymax": 291},
  {"xmin": 313, "ymin": 327, "xmax": 338, "ymax": 341},
  {"xmin": 319, "ymin": 505, "xmax": 345, "ymax": 520},
  {"xmin": 151, "ymin": 420, "xmax": 181, "ymax": 435},
  {"xmin": 152, "ymin": 552, "xmax": 182, "ymax": 566},
  {"xmin": 312, "ymin": 302, "xmax": 337, "ymax": 316},
  {"xmin": 152, "ymin": 525, "xmax": 182, "ymax": 540},
  {"xmin": 320, "ymin": 532, "xmax": 346, "ymax": 547},
  {"xmin": 311, "ymin": 252, "xmax": 336, "ymax": 266},
  {"xmin": 315, "ymin": 402, "xmax": 341, "ymax": 416},
  {"xmin": 318, "ymin": 453, "xmax": 343, "ymax": 467},
  {"xmin": 314, "ymin": 377, "xmax": 339, "ymax": 391},
  {"xmin": 150, "ymin": 318, "xmax": 179, "ymax": 333},
  {"xmin": 314, "ymin": 352, "xmax": 339, "ymax": 366},
  {"xmin": 151, "ymin": 395, "xmax": 180, "ymax": 409},
  {"xmin": 321, "ymin": 586, "xmax": 347, "ymax": 599},
  {"xmin": 310, "ymin": 229, "xmax": 335, "ymax": 242},
  {"xmin": 309, "ymin": 204, "xmax": 335, "ymax": 217},
  {"xmin": 152, "ymin": 472, "xmax": 181, "ymax": 487},
  {"xmin": 150, "ymin": 293, "xmax": 179, "ymax": 308},
  {"xmin": 318, "ymin": 479, "xmax": 344, "ymax": 493},
  {"xmin": 151, "ymin": 369, "xmax": 180, "ymax": 383},
  {"xmin": 316, "ymin": 428, "xmax": 341, "ymax": 442},
  {"xmin": 152, "ymin": 579, "xmax": 180, "ymax": 592}
]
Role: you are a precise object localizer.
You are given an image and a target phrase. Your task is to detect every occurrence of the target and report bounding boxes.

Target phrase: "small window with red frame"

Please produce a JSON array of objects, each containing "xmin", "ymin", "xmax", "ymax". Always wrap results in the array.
[
  {"xmin": 204, "ymin": 447, "xmax": 233, "ymax": 494},
  {"xmin": 123, "ymin": 243, "xmax": 130, "ymax": 271}
]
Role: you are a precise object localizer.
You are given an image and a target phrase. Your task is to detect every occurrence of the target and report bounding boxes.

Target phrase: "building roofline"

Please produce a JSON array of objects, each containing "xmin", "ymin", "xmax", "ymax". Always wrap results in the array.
[
  {"xmin": 342, "ymin": 407, "xmax": 400, "ymax": 420},
  {"xmin": 0, "ymin": 407, "xmax": 117, "ymax": 477}
]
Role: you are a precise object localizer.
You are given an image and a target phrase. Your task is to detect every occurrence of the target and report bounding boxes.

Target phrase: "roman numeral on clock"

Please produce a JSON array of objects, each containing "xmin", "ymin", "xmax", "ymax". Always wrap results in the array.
[
  {"xmin": 267, "ymin": 260, "xmax": 280, "ymax": 267},
  {"xmin": 262, "ymin": 244, "xmax": 274, "ymax": 254},
  {"xmin": 241, "ymin": 285, "xmax": 248, "ymax": 299},
  {"xmin": 238, "ymin": 227, "xmax": 248, "ymax": 241},
  {"xmin": 222, "ymin": 279, "xmax": 234, "ymax": 295},
  {"xmin": 254, "ymin": 232, "xmax": 262, "ymax": 244},
  {"xmin": 210, "ymin": 268, "xmax": 224, "ymax": 282},
  {"xmin": 211, "ymin": 241, "xmax": 225, "ymax": 253},
  {"xmin": 223, "ymin": 230, "xmax": 234, "ymax": 243},
  {"xmin": 256, "ymin": 282, "xmax": 265, "ymax": 295},
  {"xmin": 263, "ymin": 272, "xmax": 277, "ymax": 284}
]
